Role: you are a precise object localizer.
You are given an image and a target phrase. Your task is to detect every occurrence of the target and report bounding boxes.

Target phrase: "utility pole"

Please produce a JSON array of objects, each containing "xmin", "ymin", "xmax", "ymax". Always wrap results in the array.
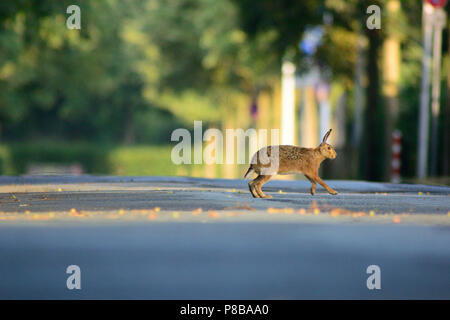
[
  {"xmin": 382, "ymin": 0, "xmax": 401, "ymax": 181},
  {"xmin": 417, "ymin": 0, "xmax": 448, "ymax": 179},
  {"xmin": 417, "ymin": 2, "xmax": 434, "ymax": 179},
  {"xmin": 430, "ymin": 8, "xmax": 447, "ymax": 175},
  {"xmin": 281, "ymin": 60, "xmax": 296, "ymax": 145}
]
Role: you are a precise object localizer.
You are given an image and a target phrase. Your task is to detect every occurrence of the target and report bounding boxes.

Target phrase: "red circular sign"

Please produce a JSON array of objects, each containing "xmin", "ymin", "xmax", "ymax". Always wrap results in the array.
[{"xmin": 426, "ymin": 0, "xmax": 448, "ymax": 8}]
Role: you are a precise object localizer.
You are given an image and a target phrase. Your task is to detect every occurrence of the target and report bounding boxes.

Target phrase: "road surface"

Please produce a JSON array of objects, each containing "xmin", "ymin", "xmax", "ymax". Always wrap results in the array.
[{"xmin": 0, "ymin": 176, "xmax": 449, "ymax": 299}]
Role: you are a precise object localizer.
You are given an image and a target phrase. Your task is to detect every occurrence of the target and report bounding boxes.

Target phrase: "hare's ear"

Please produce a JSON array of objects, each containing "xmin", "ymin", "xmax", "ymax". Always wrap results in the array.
[{"xmin": 322, "ymin": 129, "xmax": 332, "ymax": 144}]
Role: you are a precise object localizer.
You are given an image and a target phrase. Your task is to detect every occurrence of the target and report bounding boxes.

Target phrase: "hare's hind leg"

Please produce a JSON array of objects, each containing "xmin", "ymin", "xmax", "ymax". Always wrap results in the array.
[
  {"xmin": 248, "ymin": 179, "xmax": 260, "ymax": 198},
  {"xmin": 253, "ymin": 175, "xmax": 273, "ymax": 198},
  {"xmin": 304, "ymin": 174, "xmax": 316, "ymax": 195}
]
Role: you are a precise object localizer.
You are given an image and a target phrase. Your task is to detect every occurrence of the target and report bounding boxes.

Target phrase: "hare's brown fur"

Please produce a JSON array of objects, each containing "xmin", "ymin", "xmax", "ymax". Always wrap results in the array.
[{"xmin": 244, "ymin": 129, "xmax": 338, "ymax": 198}]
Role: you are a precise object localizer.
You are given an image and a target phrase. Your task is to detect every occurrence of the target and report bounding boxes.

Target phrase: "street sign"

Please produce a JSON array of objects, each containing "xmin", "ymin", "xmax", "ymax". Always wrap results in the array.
[
  {"xmin": 299, "ymin": 26, "xmax": 324, "ymax": 56},
  {"xmin": 425, "ymin": 0, "xmax": 448, "ymax": 9}
]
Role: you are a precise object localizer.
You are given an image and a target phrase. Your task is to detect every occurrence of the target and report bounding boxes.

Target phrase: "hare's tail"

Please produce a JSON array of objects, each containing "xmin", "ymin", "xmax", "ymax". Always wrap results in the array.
[{"xmin": 244, "ymin": 166, "xmax": 255, "ymax": 179}]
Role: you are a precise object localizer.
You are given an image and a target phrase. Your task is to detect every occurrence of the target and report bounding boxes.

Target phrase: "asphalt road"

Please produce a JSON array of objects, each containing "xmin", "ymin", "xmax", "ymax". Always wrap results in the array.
[{"xmin": 0, "ymin": 176, "xmax": 449, "ymax": 299}]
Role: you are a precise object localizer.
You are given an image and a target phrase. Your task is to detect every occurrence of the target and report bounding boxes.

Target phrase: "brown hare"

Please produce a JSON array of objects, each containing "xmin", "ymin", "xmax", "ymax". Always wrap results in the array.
[{"xmin": 244, "ymin": 129, "xmax": 338, "ymax": 198}]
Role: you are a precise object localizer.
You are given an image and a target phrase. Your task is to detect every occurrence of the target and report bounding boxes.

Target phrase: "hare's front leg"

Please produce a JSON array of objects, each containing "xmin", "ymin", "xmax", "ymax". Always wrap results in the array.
[
  {"xmin": 304, "ymin": 174, "xmax": 316, "ymax": 195},
  {"xmin": 314, "ymin": 175, "xmax": 338, "ymax": 195}
]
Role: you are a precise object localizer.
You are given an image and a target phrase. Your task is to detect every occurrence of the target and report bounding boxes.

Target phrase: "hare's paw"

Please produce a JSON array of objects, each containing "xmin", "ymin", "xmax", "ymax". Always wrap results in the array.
[
  {"xmin": 261, "ymin": 194, "xmax": 272, "ymax": 199},
  {"xmin": 329, "ymin": 189, "xmax": 338, "ymax": 195},
  {"xmin": 248, "ymin": 183, "xmax": 260, "ymax": 198},
  {"xmin": 250, "ymin": 191, "xmax": 260, "ymax": 198},
  {"xmin": 251, "ymin": 191, "xmax": 260, "ymax": 198},
  {"xmin": 310, "ymin": 188, "xmax": 316, "ymax": 195}
]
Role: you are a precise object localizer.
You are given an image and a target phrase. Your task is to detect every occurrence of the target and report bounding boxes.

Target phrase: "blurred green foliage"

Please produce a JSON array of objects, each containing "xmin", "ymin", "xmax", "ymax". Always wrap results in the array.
[
  {"xmin": 0, "ymin": 144, "xmax": 12, "ymax": 174},
  {"xmin": 109, "ymin": 145, "xmax": 181, "ymax": 176},
  {"xmin": 0, "ymin": 0, "xmax": 448, "ymax": 178},
  {"xmin": 0, "ymin": 0, "xmax": 281, "ymax": 144}
]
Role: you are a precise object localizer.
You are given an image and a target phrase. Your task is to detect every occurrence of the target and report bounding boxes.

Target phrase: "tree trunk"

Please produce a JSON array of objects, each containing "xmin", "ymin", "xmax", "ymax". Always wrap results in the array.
[
  {"xmin": 362, "ymin": 24, "xmax": 383, "ymax": 181},
  {"xmin": 382, "ymin": 0, "xmax": 401, "ymax": 181},
  {"xmin": 123, "ymin": 105, "xmax": 135, "ymax": 145},
  {"xmin": 443, "ymin": 17, "xmax": 450, "ymax": 176}
]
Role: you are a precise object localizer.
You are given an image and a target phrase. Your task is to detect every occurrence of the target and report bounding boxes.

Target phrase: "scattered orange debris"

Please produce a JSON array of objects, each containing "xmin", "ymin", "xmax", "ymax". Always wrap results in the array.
[
  {"xmin": 353, "ymin": 212, "xmax": 366, "ymax": 217},
  {"xmin": 147, "ymin": 212, "xmax": 157, "ymax": 220},
  {"xmin": 0, "ymin": 216, "xmax": 15, "ymax": 221},
  {"xmin": 192, "ymin": 208, "xmax": 203, "ymax": 215},
  {"xmin": 267, "ymin": 207, "xmax": 294, "ymax": 214},
  {"xmin": 68, "ymin": 208, "xmax": 89, "ymax": 217},
  {"xmin": 393, "ymin": 216, "xmax": 401, "ymax": 223},
  {"xmin": 208, "ymin": 211, "xmax": 220, "ymax": 218},
  {"xmin": 309, "ymin": 201, "xmax": 320, "ymax": 214},
  {"xmin": 224, "ymin": 203, "xmax": 255, "ymax": 211},
  {"xmin": 69, "ymin": 208, "xmax": 82, "ymax": 217},
  {"xmin": 329, "ymin": 208, "xmax": 366, "ymax": 217},
  {"xmin": 298, "ymin": 208, "xmax": 306, "ymax": 215},
  {"xmin": 31, "ymin": 213, "xmax": 53, "ymax": 221},
  {"xmin": 330, "ymin": 208, "xmax": 343, "ymax": 217},
  {"xmin": 226, "ymin": 212, "xmax": 240, "ymax": 217}
]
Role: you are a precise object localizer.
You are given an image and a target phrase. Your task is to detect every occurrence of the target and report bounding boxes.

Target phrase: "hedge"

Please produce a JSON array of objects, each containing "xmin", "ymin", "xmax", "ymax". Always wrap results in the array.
[{"xmin": 0, "ymin": 143, "xmax": 195, "ymax": 176}]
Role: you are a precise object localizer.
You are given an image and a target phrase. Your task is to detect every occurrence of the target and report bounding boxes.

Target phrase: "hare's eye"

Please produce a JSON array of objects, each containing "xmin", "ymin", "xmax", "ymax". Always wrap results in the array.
[{"xmin": 327, "ymin": 147, "xmax": 331, "ymax": 150}]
